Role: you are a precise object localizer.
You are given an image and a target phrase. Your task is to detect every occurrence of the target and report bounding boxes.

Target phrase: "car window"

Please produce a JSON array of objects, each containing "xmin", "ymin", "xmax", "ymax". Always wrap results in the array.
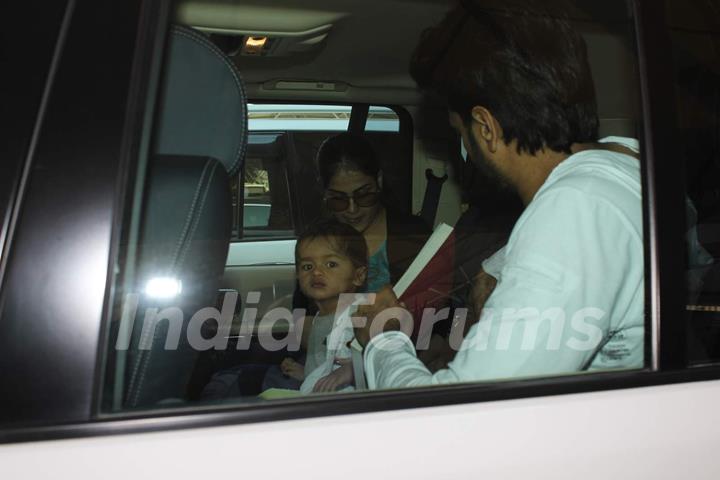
[
  {"xmin": 231, "ymin": 145, "xmax": 294, "ymax": 239},
  {"xmin": 667, "ymin": 0, "xmax": 720, "ymax": 366},
  {"xmin": 230, "ymin": 104, "xmax": 408, "ymax": 241},
  {"xmin": 244, "ymin": 203, "xmax": 271, "ymax": 228},
  {"xmin": 100, "ymin": 0, "xmax": 649, "ymax": 416},
  {"xmin": 247, "ymin": 104, "xmax": 400, "ymax": 132}
]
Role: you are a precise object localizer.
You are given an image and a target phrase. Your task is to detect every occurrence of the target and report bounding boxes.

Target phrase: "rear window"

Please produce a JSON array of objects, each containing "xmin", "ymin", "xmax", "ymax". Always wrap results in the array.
[
  {"xmin": 230, "ymin": 104, "xmax": 412, "ymax": 240},
  {"xmin": 248, "ymin": 104, "xmax": 400, "ymax": 132}
]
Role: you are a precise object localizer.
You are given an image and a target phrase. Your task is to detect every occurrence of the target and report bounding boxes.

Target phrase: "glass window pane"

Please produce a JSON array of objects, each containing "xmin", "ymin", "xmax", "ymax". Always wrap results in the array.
[
  {"xmin": 667, "ymin": 0, "xmax": 720, "ymax": 366},
  {"xmin": 241, "ymin": 154, "xmax": 292, "ymax": 235},
  {"xmin": 102, "ymin": 0, "xmax": 646, "ymax": 415},
  {"xmin": 248, "ymin": 104, "xmax": 351, "ymax": 132},
  {"xmin": 248, "ymin": 104, "xmax": 401, "ymax": 133},
  {"xmin": 367, "ymin": 106, "xmax": 400, "ymax": 132}
]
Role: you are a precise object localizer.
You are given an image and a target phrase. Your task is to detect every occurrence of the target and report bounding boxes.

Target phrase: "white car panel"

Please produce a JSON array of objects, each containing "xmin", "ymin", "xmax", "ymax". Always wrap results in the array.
[{"xmin": 2, "ymin": 380, "xmax": 719, "ymax": 478}]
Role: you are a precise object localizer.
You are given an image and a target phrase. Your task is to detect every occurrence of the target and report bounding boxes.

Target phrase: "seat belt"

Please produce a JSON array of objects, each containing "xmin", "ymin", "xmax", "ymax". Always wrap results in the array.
[
  {"xmin": 419, "ymin": 168, "xmax": 448, "ymax": 227},
  {"xmin": 349, "ymin": 105, "xmax": 369, "ymax": 133}
]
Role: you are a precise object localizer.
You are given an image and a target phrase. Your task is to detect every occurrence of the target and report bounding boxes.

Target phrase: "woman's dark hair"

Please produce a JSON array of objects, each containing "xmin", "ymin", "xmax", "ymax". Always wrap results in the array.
[
  {"xmin": 410, "ymin": 0, "xmax": 599, "ymax": 155},
  {"xmin": 317, "ymin": 133, "xmax": 381, "ymax": 188},
  {"xmin": 295, "ymin": 219, "xmax": 369, "ymax": 271}
]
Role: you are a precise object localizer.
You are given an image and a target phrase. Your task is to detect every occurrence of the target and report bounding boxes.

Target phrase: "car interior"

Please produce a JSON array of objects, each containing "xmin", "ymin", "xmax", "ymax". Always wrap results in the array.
[{"xmin": 101, "ymin": 0, "xmax": 720, "ymax": 411}]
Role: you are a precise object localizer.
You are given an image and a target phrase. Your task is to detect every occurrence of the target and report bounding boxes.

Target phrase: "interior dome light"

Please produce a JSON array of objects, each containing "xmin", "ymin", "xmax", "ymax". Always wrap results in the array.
[
  {"xmin": 246, "ymin": 36, "xmax": 267, "ymax": 48},
  {"xmin": 243, "ymin": 36, "xmax": 268, "ymax": 55}
]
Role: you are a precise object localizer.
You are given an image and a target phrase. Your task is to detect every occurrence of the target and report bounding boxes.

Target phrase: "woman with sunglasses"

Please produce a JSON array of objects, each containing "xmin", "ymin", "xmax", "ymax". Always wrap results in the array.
[{"xmin": 316, "ymin": 132, "xmax": 430, "ymax": 295}]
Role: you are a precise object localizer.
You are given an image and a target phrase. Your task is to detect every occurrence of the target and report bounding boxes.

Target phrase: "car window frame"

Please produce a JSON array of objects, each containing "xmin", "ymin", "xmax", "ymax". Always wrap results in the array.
[
  {"xmin": 0, "ymin": 0, "xmax": 167, "ymax": 429},
  {"xmin": 91, "ymin": 0, "xmax": 705, "ymax": 420}
]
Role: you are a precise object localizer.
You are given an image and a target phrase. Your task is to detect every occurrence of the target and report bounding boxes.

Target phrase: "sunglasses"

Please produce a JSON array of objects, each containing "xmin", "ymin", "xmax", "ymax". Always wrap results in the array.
[{"xmin": 324, "ymin": 190, "xmax": 381, "ymax": 212}]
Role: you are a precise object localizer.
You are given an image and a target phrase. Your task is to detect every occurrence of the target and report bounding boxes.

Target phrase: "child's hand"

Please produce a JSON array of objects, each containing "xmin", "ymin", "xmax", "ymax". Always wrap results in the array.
[
  {"xmin": 280, "ymin": 358, "xmax": 305, "ymax": 381},
  {"xmin": 313, "ymin": 358, "xmax": 354, "ymax": 393}
]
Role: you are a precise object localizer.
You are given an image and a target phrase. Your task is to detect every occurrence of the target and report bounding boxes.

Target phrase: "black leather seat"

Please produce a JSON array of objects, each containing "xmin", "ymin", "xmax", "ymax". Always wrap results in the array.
[{"xmin": 122, "ymin": 25, "xmax": 247, "ymax": 408}]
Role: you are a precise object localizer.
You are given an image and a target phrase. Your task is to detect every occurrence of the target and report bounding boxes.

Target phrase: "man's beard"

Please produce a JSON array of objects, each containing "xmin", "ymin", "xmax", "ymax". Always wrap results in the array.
[{"xmin": 467, "ymin": 132, "xmax": 513, "ymax": 192}]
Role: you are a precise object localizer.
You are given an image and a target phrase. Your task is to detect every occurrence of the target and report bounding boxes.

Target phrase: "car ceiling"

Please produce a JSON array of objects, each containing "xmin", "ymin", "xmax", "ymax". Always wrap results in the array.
[
  {"xmin": 175, "ymin": 0, "xmax": 639, "ymax": 122},
  {"xmin": 174, "ymin": 0, "xmax": 453, "ymax": 103}
]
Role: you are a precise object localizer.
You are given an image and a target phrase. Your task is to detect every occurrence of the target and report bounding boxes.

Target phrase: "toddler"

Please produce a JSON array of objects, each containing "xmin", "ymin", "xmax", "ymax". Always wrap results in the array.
[{"xmin": 281, "ymin": 220, "xmax": 368, "ymax": 393}]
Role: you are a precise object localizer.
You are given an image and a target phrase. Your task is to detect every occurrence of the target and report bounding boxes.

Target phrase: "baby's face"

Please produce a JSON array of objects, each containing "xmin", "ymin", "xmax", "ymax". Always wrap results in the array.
[{"xmin": 296, "ymin": 237, "xmax": 365, "ymax": 304}]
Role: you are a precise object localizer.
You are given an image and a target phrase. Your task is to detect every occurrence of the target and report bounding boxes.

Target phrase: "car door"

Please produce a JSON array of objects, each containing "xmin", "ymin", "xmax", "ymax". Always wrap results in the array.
[{"xmin": 2, "ymin": 1, "xmax": 720, "ymax": 479}]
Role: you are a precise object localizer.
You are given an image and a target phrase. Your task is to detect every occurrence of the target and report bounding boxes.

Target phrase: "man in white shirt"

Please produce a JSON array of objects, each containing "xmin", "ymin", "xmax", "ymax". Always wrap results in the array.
[{"xmin": 353, "ymin": 0, "xmax": 645, "ymax": 389}]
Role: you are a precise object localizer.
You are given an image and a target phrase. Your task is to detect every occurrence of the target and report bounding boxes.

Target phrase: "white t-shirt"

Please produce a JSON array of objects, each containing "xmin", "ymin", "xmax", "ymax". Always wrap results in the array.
[
  {"xmin": 365, "ymin": 137, "xmax": 645, "ymax": 389},
  {"xmin": 303, "ymin": 312, "xmax": 334, "ymax": 378},
  {"xmin": 300, "ymin": 299, "xmax": 364, "ymax": 394}
]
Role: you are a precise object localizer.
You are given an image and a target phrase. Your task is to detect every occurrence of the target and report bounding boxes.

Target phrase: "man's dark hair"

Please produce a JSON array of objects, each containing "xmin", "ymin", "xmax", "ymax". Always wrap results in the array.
[
  {"xmin": 410, "ymin": 0, "xmax": 599, "ymax": 155},
  {"xmin": 295, "ymin": 219, "xmax": 369, "ymax": 271},
  {"xmin": 317, "ymin": 133, "xmax": 381, "ymax": 188}
]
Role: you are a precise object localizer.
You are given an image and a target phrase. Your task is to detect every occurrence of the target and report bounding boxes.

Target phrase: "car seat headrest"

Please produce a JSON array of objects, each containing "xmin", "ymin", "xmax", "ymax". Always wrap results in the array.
[{"xmin": 155, "ymin": 25, "xmax": 247, "ymax": 176}]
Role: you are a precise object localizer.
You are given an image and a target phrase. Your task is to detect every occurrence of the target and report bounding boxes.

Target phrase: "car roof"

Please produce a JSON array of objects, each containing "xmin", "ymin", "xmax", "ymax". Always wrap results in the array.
[
  {"xmin": 174, "ymin": 0, "xmax": 639, "ymax": 128},
  {"xmin": 174, "ymin": 0, "xmax": 452, "ymax": 104}
]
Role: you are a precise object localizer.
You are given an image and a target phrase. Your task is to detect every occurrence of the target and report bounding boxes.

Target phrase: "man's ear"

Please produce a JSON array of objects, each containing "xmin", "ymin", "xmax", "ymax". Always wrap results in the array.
[
  {"xmin": 376, "ymin": 171, "xmax": 383, "ymax": 190},
  {"xmin": 353, "ymin": 266, "xmax": 368, "ymax": 287},
  {"xmin": 470, "ymin": 106, "xmax": 501, "ymax": 153}
]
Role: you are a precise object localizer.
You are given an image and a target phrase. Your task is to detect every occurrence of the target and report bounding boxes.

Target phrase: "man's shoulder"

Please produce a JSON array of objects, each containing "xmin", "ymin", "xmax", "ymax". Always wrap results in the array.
[
  {"xmin": 556, "ymin": 143, "xmax": 641, "ymax": 188},
  {"xmin": 541, "ymin": 150, "xmax": 642, "ymax": 212},
  {"xmin": 516, "ymin": 178, "xmax": 643, "ymax": 247}
]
